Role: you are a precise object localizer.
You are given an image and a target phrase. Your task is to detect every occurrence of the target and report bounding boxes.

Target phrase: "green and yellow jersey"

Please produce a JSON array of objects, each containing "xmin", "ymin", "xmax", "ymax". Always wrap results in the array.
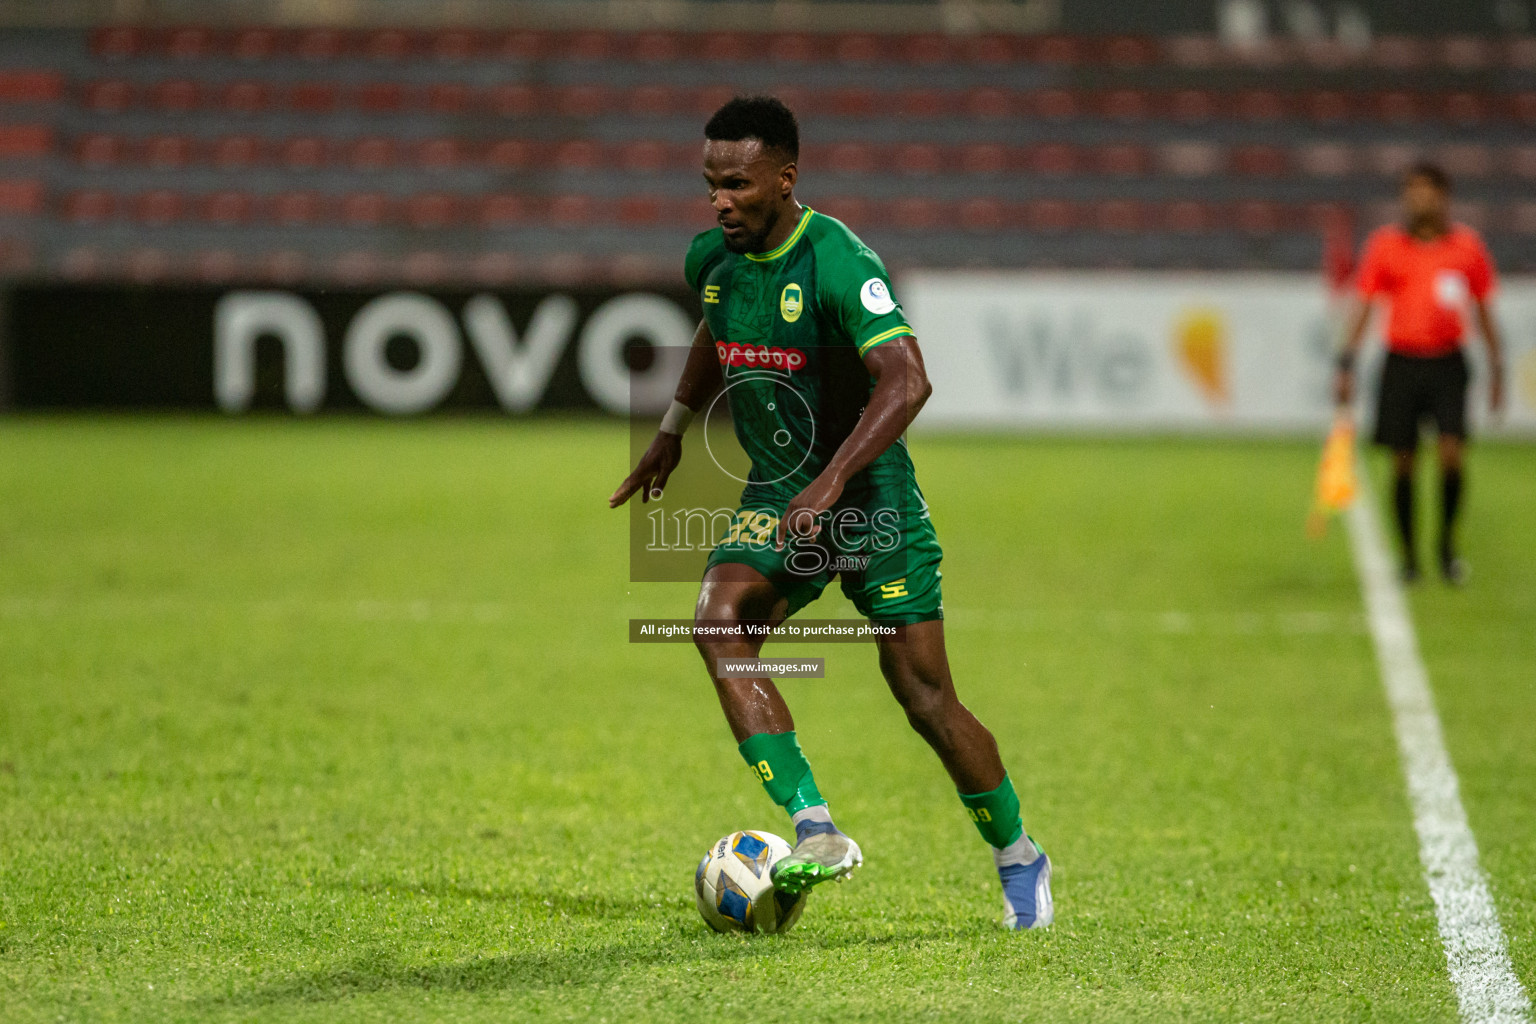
[{"xmin": 685, "ymin": 207, "xmax": 918, "ymax": 504}]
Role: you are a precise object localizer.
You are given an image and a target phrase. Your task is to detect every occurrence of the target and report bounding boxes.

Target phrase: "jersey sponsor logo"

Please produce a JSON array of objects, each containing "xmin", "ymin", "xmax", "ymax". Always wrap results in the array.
[
  {"xmin": 780, "ymin": 283, "xmax": 803, "ymax": 323},
  {"xmin": 716, "ymin": 340, "xmax": 807, "ymax": 372},
  {"xmin": 703, "ymin": 285, "xmax": 721, "ymax": 304},
  {"xmin": 860, "ymin": 277, "xmax": 896, "ymax": 315}
]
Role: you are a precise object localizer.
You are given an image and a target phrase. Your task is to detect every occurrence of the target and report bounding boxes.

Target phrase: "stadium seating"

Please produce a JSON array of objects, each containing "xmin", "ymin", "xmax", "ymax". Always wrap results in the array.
[{"xmin": 1, "ymin": 25, "xmax": 1534, "ymax": 283}]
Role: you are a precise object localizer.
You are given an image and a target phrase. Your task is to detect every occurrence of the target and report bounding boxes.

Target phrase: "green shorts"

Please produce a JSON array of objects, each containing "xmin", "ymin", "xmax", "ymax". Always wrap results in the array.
[{"xmin": 704, "ymin": 491, "xmax": 944, "ymax": 625}]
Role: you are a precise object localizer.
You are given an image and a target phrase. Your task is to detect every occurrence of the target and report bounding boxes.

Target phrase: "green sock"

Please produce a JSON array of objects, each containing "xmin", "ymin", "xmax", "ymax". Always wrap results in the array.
[
  {"xmin": 959, "ymin": 773, "xmax": 1025, "ymax": 849},
  {"xmin": 738, "ymin": 731, "xmax": 826, "ymax": 814}
]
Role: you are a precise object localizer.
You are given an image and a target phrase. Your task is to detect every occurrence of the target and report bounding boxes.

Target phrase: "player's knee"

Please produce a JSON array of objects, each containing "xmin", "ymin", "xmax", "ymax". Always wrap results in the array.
[{"xmin": 895, "ymin": 682, "xmax": 953, "ymax": 734}]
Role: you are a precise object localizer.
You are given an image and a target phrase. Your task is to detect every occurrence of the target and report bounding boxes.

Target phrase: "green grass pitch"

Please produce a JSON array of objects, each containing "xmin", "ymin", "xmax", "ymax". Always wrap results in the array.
[{"xmin": 1, "ymin": 418, "xmax": 1531, "ymax": 1023}]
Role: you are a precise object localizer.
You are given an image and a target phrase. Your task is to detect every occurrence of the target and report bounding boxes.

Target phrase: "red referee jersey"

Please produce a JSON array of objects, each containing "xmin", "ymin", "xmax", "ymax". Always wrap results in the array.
[{"xmin": 1354, "ymin": 223, "xmax": 1496, "ymax": 357}]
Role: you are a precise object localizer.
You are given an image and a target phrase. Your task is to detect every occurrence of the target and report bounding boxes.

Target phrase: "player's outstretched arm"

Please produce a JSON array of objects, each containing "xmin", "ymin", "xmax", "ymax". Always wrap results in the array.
[
  {"xmin": 609, "ymin": 318, "xmax": 722, "ymax": 508},
  {"xmin": 777, "ymin": 336, "xmax": 932, "ymax": 545}
]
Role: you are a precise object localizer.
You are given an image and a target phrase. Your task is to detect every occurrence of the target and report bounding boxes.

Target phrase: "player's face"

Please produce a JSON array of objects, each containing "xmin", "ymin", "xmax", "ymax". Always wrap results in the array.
[
  {"xmin": 703, "ymin": 139, "xmax": 796, "ymax": 254},
  {"xmin": 1402, "ymin": 175, "xmax": 1448, "ymax": 227}
]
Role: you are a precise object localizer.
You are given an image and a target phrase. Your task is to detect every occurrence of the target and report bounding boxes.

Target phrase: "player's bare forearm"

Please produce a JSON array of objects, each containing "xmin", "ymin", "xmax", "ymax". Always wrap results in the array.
[
  {"xmin": 609, "ymin": 320, "xmax": 720, "ymax": 508},
  {"xmin": 1474, "ymin": 300, "xmax": 1506, "ymax": 411},
  {"xmin": 776, "ymin": 336, "xmax": 931, "ymax": 546},
  {"xmin": 825, "ymin": 337, "xmax": 932, "ymax": 485},
  {"xmin": 674, "ymin": 318, "xmax": 723, "ymax": 412},
  {"xmin": 1334, "ymin": 298, "xmax": 1372, "ymax": 405}
]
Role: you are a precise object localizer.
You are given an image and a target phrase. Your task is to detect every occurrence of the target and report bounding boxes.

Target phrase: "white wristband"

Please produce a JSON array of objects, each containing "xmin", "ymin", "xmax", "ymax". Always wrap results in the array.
[{"xmin": 659, "ymin": 399, "xmax": 696, "ymax": 436}]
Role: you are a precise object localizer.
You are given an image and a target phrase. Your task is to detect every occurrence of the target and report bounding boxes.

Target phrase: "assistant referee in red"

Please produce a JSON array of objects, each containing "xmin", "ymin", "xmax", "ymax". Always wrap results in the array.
[{"xmin": 1336, "ymin": 162, "xmax": 1506, "ymax": 584}]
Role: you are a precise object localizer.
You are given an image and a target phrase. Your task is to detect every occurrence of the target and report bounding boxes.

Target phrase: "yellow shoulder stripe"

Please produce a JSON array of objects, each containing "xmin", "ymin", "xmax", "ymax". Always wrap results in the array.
[
  {"xmin": 745, "ymin": 208, "xmax": 816, "ymax": 262},
  {"xmin": 858, "ymin": 326, "xmax": 915, "ymax": 355}
]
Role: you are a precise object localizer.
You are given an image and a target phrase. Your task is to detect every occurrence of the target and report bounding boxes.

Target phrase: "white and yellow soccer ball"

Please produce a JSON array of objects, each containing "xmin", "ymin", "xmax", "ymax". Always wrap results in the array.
[{"xmin": 694, "ymin": 830, "xmax": 808, "ymax": 934}]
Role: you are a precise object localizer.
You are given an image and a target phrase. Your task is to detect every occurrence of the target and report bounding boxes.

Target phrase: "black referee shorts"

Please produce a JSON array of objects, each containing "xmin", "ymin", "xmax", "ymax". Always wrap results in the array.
[{"xmin": 1372, "ymin": 349, "xmax": 1470, "ymax": 451}]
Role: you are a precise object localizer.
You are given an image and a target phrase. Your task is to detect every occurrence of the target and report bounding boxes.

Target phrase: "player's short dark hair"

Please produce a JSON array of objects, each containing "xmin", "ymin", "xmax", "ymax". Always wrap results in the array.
[
  {"xmin": 704, "ymin": 95, "xmax": 799, "ymax": 161},
  {"xmin": 1405, "ymin": 161, "xmax": 1451, "ymax": 193}
]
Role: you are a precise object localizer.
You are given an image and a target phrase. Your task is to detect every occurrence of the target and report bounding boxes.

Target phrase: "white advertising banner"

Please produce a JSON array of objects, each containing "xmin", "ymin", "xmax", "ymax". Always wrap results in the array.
[{"xmin": 902, "ymin": 271, "xmax": 1536, "ymax": 435}]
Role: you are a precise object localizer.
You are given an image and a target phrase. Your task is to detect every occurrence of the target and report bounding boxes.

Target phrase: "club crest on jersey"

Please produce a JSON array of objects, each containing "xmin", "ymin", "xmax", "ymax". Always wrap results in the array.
[
  {"xmin": 717, "ymin": 340, "xmax": 807, "ymax": 373},
  {"xmin": 860, "ymin": 277, "xmax": 896, "ymax": 315},
  {"xmin": 780, "ymin": 283, "xmax": 803, "ymax": 323}
]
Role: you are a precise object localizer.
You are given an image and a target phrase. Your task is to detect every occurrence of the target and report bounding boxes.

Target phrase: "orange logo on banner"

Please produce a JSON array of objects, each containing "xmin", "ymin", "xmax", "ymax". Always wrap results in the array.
[{"xmin": 1174, "ymin": 308, "xmax": 1229, "ymax": 405}]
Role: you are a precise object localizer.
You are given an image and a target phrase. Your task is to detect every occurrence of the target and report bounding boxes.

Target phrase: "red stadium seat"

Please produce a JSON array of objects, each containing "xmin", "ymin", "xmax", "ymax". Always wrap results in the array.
[
  {"xmin": 1368, "ymin": 143, "xmax": 1419, "ymax": 178},
  {"xmin": 1448, "ymin": 200, "xmax": 1489, "ymax": 230},
  {"xmin": 363, "ymin": 29, "xmax": 415, "ymax": 61},
  {"xmin": 91, "ymin": 27, "xmax": 145, "ymax": 59},
  {"xmin": 618, "ymin": 195, "xmax": 664, "ymax": 225},
  {"xmin": 495, "ymin": 31, "xmax": 549, "ymax": 61},
  {"xmin": 426, "ymin": 83, "xmax": 472, "ymax": 114},
  {"xmin": 0, "ymin": 71, "xmax": 64, "ymax": 105},
  {"xmin": 231, "ymin": 28, "xmax": 279, "ymax": 61},
  {"xmin": 894, "ymin": 143, "xmax": 945, "ymax": 176},
  {"xmin": 553, "ymin": 140, "xmax": 601, "ymax": 172},
  {"xmin": 348, "ymin": 137, "xmax": 398, "ymax": 170},
  {"xmin": 824, "ymin": 88, "xmax": 878, "ymax": 118},
  {"xmin": 1030, "ymin": 142, "xmax": 1080, "ymax": 177},
  {"xmin": 891, "ymin": 197, "xmax": 944, "ymax": 231},
  {"xmin": 1234, "ymin": 90, "xmax": 1288, "ymax": 121},
  {"xmin": 1441, "ymin": 36, "xmax": 1493, "ymax": 72},
  {"xmin": 811, "ymin": 197, "xmax": 871, "ymax": 229},
  {"xmin": 1164, "ymin": 36, "xmax": 1223, "ymax": 69},
  {"xmin": 1163, "ymin": 200, "xmax": 1219, "ymax": 233},
  {"xmin": 144, "ymin": 134, "xmax": 197, "ymax": 168},
  {"xmin": 487, "ymin": 84, "xmax": 538, "ymax": 117},
  {"xmin": 431, "ymin": 30, "xmax": 480, "ymax": 62},
  {"xmin": 485, "ymin": 138, "xmax": 536, "ymax": 170},
  {"xmin": 1101, "ymin": 88, "xmax": 1153, "ymax": 120},
  {"xmin": 566, "ymin": 31, "xmax": 619, "ymax": 61},
  {"xmin": 0, "ymin": 124, "xmax": 50, "ymax": 160},
  {"xmin": 1095, "ymin": 143, "xmax": 1151, "ymax": 177},
  {"xmin": 340, "ymin": 192, "xmax": 396, "ymax": 226},
  {"xmin": 211, "ymin": 135, "xmax": 264, "ymax": 168},
  {"xmin": 0, "ymin": 178, "xmax": 44, "ymax": 216},
  {"xmin": 165, "ymin": 27, "xmax": 216, "ymax": 60},
  {"xmin": 632, "ymin": 32, "xmax": 681, "ymax": 64},
  {"xmin": 1231, "ymin": 144, "xmax": 1288, "ymax": 176},
  {"xmin": 1027, "ymin": 35, "xmax": 1077, "ymax": 65},
  {"xmin": 1443, "ymin": 93, "xmax": 1488, "ymax": 124},
  {"xmin": 770, "ymin": 34, "xmax": 825, "ymax": 63},
  {"xmin": 548, "ymin": 194, "xmax": 595, "ymax": 227},
  {"xmin": 966, "ymin": 87, "xmax": 1018, "ymax": 119},
  {"xmin": 959, "ymin": 144, "xmax": 1008, "ymax": 175},
  {"xmin": 270, "ymin": 191, "xmax": 325, "ymax": 226},
  {"xmin": 1232, "ymin": 200, "xmax": 1288, "ymax": 235},
  {"xmin": 402, "ymin": 193, "xmax": 455, "ymax": 229},
  {"xmin": 1304, "ymin": 91, "xmax": 1353, "ymax": 121},
  {"xmin": 834, "ymin": 34, "xmax": 884, "ymax": 65},
  {"xmin": 958, "ymin": 198, "xmax": 1009, "ymax": 232},
  {"xmin": 82, "ymin": 80, "xmax": 134, "ymax": 113},
  {"xmin": 415, "ymin": 138, "xmax": 463, "ymax": 170},
  {"xmin": 627, "ymin": 85, "xmax": 676, "ymax": 117},
  {"xmin": 478, "ymin": 193, "xmax": 528, "ymax": 227},
  {"xmin": 289, "ymin": 82, "xmax": 339, "ymax": 114},
  {"xmin": 1032, "ymin": 88, "xmax": 1079, "ymax": 119},
  {"xmin": 617, "ymin": 140, "xmax": 671, "ymax": 174},
  {"xmin": 555, "ymin": 85, "xmax": 608, "ymax": 119},
  {"xmin": 898, "ymin": 89, "xmax": 955, "ymax": 119},
  {"xmin": 1025, "ymin": 199, "xmax": 1078, "ymax": 232},
  {"xmin": 1372, "ymin": 37, "xmax": 1428, "ymax": 70},
  {"xmin": 125, "ymin": 247, "xmax": 174, "ymax": 283},
  {"xmin": 827, "ymin": 142, "xmax": 878, "ymax": 174},
  {"xmin": 903, "ymin": 34, "xmax": 955, "ymax": 64},
  {"xmin": 200, "ymin": 190, "xmax": 255, "ymax": 225},
  {"xmin": 192, "ymin": 250, "xmax": 243, "ymax": 283},
  {"xmin": 151, "ymin": 80, "xmax": 202, "ymax": 112},
  {"xmin": 355, "ymin": 82, "xmax": 405, "ymax": 113},
  {"xmin": 134, "ymin": 189, "xmax": 184, "ymax": 225},
  {"xmin": 221, "ymin": 81, "xmax": 274, "ymax": 113},
  {"xmin": 279, "ymin": 137, "xmax": 328, "ymax": 169},
  {"xmin": 293, "ymin": 29, "xmax": 349, "ymax": 61},
  {"xmin": 1169, "ymin": 89, "xmax": 1219, "ymax": 121},
  {"xmin": 1507, "ymin": 201, "xmax": 1536, "ymax": 234},
  {"xmin": 1373, "ymin": 91, "xmax": 1422, "ymax": 123},
  {"xmin": 1092, "ymin": 199, "xmax": 1145, "ymax": 234},
  {"xmin": 62, "ymin": 189, "xmax": 115, "ymax": 222},
  {"xmin": 75, "ymin": 133, "xmax": 125, "ymax": 165}
]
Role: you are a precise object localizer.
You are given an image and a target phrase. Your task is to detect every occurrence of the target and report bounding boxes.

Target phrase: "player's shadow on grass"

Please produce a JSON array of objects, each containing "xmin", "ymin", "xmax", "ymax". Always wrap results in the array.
[
  {"xmin": 332, "ymin": 876, "xmax": 657, "ymax": 921},
  {"xmin": 215, "ymin": 888, "xmax": 963, "ymax": 1007}
]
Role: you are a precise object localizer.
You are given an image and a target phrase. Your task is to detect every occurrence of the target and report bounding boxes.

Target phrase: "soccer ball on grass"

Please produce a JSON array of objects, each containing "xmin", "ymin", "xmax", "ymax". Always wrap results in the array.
[{"xmin": 694, "ymin": 830, "xmax": 807, "ymax": 934}]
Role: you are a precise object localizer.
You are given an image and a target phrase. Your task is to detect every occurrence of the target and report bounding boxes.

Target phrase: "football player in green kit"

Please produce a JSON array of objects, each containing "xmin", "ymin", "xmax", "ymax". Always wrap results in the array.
[{"xmin": 610, "ymin": 97, "xmax": 1051, "ymax": 929}]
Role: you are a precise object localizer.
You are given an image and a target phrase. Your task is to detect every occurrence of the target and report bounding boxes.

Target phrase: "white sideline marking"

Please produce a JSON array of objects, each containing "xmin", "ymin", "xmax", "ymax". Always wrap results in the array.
[{"xmin": 1346, "ymin": 494, "xmax": 1532, "ymax": 1024}]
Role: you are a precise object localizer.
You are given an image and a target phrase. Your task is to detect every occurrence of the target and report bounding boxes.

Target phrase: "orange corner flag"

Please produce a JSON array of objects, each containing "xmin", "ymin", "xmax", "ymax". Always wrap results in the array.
[{"xmin": 1308, "ymin": 412, "xmax": 1358, "ymax": 538}]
